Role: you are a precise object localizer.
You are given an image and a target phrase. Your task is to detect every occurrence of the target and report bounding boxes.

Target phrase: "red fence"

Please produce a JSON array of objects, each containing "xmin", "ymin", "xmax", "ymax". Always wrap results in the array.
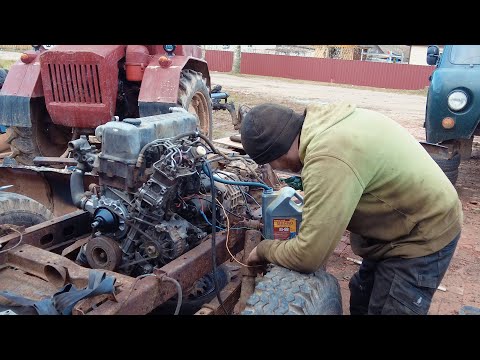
[
  {"xmin": 205, "ymin": 50, "xmax": 233, "ymax": 72},
  {"xmin": 205, "ymin": 50, "xmax": 434, "ymax": 90}
]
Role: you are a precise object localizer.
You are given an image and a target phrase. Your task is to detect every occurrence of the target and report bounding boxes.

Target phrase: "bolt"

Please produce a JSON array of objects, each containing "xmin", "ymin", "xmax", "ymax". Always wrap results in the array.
[{"xmin": 146, "ymin": 245, "xmax": 156, "ymax": 256}]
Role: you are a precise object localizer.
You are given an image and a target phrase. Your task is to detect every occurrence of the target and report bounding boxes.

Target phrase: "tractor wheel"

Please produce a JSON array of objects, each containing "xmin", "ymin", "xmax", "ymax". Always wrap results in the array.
[
  {"xmin": 6, "ymin": 114, "xmax": 72, "ymax": 165},
  {"xmin": 242, "ymin": 265, "xmax": 343, "ymax": 315},
  {"xmin": 0, "ymin": 192, "xmax": 53, "ymax": 228},
  {"xmin": 177, "ymin": 69, "xmax": 213, "ymax": 140}
]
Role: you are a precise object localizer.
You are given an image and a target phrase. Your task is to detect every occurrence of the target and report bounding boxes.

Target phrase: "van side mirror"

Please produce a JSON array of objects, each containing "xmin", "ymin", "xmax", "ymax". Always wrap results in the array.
[{"xmin": 426, "ymin": 45, "xmax": 440, "ymax": 65}]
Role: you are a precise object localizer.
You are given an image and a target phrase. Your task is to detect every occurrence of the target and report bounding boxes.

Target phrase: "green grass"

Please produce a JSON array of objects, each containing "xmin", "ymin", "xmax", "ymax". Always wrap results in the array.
[{"xmin": 0, "ymin": 59, "xmax": 16, "ymax": 70}]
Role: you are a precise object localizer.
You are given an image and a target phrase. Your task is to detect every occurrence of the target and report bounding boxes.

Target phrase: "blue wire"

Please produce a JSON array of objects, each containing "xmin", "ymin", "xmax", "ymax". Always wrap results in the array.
[
  {"xmin": 202, "ymin": 162, "xmax": 272, "ymax": 192},
  {"xmin": 199, "ymin": 209, "xmax": 225, "ymax": 230},
  {"xmin": 242, "ymin": 191, "xmax": 261, "ymax": 207}
]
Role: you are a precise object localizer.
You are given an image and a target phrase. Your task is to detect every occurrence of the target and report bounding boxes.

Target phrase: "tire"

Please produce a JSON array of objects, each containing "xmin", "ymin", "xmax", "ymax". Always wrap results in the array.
[
  {"xmin": 443, "ymin": 169, "xmax": 459, "ymax": 185},
  {"xmin": 242, "ymin": 265, "xmax": 343, "ymax": 315},
  {"xmin": 177, "ymin": 69, "xmax": 213, "ymax": 140},
  {"xmin": 0, "ymin": 192, "xmax": 53, "ymax": 227},
  {"xmin": 7, "ymin": 117, "xmax": 71, "ymax": 165},
  {"xmin": 431, "ymin": 152, "xmax": 460, "ymax": 185}
]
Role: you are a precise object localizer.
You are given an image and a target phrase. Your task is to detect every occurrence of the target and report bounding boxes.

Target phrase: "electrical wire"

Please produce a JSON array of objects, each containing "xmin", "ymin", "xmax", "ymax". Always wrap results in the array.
[
  {"xmin": 191, "ymin": 196, "xmax": 244, "ymax": 219},
  {"xmin": 215, "ymin": 198, "xmax": 263, "ymax": 269},
  {"xmin": 213, "ymin": 170, "xmax": 252, "ymax": 215},
  {"xmin": 242, "ymin": 191, "xmax": 261, "ymax": 207},
  {"xmin": 199, "ymin": 209, "xmax": 225, "ymax": 230},
  {"xmin": 207, "ymin": 154, "xmax": 266, "ymax": 185},
  {"xmin": 0, "ymin": 226, "xmax": 24, "ymax": 254},
  {"xmin": 205, "ymin": 161, "xmax": 228, "ymax": 315},
  {"xmin": 203, "ymin": 163, "xmax": 272, "ymax": 191},
  {"xmin": 198, "ymin": 207, "xmax": 265, "ymax": 238},
  {"xmin": 161, "ymin": 275, "xmax": 183, "ymax": 315}
]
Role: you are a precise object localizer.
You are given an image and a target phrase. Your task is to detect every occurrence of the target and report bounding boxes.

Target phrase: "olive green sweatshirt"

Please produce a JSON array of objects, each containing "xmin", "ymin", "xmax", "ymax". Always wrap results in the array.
[{"xmin": 257, "ymin": 102, "xmax": 463, "ymax": 273}]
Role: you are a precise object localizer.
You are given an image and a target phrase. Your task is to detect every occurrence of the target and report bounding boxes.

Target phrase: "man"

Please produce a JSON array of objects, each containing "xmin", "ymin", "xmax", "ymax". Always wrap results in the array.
[{"xmin": 241, "ymin": 102, "xmax": 462, "ymax": 315}]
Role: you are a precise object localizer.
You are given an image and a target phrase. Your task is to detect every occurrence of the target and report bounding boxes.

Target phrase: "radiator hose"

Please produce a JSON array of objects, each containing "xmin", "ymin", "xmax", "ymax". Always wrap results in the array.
[{"xmin": 71, "ymin": 168, "xmax": 86, "ymax": 208}]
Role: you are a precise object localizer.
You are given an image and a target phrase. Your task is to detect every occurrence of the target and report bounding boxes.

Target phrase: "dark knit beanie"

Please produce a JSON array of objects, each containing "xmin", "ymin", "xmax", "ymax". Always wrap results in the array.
[{"xmin": 240, "ymin": 104, "xmax": 305, "ymax": 165}]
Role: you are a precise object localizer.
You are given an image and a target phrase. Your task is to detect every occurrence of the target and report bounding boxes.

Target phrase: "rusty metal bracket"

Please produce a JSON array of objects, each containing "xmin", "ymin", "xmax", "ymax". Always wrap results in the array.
[
  {"xmin": 419, "ymin": 141, "xmax": 450, "ymax": 158},
  {"xmin": 77, "ymin": 226, "xmax": 248, "ymax": 314},
  {"xmin": 195, "ymin": 275, "xmax": 242, "ymax": 315},
  {"xmin": 33, "ymin": 157, "xmax": 78, "ymax": 166},
  {"xmin": 0, "ymin": 210, "xmax": 91, "ymax": 259},
  {"xmin": 0, "ymin": 208, "xmax": 255, "ymax": 315},
  {"xmin": 233, "ymin": 229, "xmax": 262, "ymax": 314}
]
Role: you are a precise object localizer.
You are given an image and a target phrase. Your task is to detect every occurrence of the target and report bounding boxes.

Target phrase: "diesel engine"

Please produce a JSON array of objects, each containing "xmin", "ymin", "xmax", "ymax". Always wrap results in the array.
[{"xmin": 69, "ymin": 109, "xmax": 260, "ymax": 277}]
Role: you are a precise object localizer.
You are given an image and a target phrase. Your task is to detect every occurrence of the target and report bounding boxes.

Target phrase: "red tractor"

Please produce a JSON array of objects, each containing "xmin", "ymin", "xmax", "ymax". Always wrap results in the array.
[{"xmin": 0, "ymin": 45, "xmax": 212, "ymax": 165}]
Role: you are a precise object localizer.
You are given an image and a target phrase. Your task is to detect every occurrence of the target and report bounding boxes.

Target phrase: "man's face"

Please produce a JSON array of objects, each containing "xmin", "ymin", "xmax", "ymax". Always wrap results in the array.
[{"xmin": 269, "ymin": 153, "xmax": 303, "ymax": 173}]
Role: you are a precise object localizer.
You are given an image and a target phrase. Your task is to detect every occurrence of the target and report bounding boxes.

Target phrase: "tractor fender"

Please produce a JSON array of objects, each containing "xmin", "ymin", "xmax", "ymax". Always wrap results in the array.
[
  {"xmin": 0, "ymin": 56, "xmax": 44, "ymax": 127},
  {"xmin": 138, "ymin": 55, "xmax": 210, "ymax": 117},
  {"xmin": 0, "ymin": 164, "xmax": 98, "ymax": 217}
]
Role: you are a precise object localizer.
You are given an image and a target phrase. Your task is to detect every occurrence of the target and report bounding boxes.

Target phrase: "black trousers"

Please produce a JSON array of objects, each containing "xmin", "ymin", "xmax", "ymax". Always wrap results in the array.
[{"xmin": 349, "ymin": 233, "xmax": 460, "ymax": 315}]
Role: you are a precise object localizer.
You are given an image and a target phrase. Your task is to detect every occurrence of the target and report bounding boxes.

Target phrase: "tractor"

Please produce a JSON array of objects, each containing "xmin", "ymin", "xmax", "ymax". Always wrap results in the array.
[
  {"xmin": 0, "ymin": 45, "xmax": 213, "ymax": 165},
  {"xmin": 0, "ymin": 46, "xmax": 344, "ymax": 316}
]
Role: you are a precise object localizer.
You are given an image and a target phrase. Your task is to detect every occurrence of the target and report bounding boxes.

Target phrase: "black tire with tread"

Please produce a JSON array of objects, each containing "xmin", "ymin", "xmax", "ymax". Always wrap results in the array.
[
  {"xmin": 6, "ymin": 127, "xmax": 37, "ymax": 165},
  {"xmin": 7, "ymin": 119, "xmax": 71, "ymax": 166},
  {"xmin": 443, "ymin": 169, "xmax": 459, "ymax": 185},
  {"xmin": 242, "ymin": 265, "xmax": 343, "ymax": 315},
  {"xmin": 177, "ymin": 69, "xmax": 213, "ymax": 139},
  {"xmin": 431, "ymin": 152, "xmax": 460, "ymax": 185},
  {"xmin": 0, "ymin": 192, "xmax": 53, "ymax": 227}
]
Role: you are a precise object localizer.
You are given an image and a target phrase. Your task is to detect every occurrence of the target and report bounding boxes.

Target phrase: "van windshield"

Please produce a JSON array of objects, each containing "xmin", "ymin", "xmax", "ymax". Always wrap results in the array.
[{"xmin": 450, "ymin": 45, "xmax": 480, "ymax": 65}]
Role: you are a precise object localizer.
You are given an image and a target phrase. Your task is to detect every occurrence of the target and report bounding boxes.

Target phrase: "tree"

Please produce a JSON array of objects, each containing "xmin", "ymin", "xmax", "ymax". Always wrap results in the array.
[{"xmin": 231, "ymin": 45, "xmax": 241, "ymax": 74}]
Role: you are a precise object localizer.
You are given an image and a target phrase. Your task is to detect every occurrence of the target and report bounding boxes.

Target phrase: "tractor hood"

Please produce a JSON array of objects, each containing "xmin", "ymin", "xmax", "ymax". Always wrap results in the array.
[{"xmin": 40, "ymin": 45, "xmax": 126, "ymax": 128}]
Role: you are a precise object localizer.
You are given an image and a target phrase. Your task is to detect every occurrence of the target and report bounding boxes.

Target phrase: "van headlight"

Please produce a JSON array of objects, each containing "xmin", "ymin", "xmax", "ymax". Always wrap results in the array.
[{"xmin": 448, "ymin": 91, "xmax": 468, "ymax": 111}]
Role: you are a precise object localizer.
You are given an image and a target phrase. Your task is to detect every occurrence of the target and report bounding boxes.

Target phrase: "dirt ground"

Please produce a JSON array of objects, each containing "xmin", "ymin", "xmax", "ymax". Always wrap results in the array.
[{"xmin": 210, "ymin": 71, "xmax": 480, "ymax": 315}]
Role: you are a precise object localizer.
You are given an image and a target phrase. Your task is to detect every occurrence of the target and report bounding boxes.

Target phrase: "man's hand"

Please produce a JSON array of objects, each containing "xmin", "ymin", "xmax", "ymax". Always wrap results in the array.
[
  {"xmin": 246, "ymin": 245, "xmax": 266, "ymax": 266},
  {"xmin": 247, "ymin": 246, "xmax": 268, "ymax": 274}
]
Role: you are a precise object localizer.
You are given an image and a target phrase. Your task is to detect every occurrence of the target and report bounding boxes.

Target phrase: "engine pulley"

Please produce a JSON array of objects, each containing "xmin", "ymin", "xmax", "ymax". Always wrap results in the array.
[{"xmin": 85, "ymin": 236, "xmax": 123, "ymax": 271}]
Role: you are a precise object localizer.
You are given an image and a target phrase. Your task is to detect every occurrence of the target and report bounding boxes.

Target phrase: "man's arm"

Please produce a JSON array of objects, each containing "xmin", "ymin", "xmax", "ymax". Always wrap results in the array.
[{"xmin": 256, "ymin": 155, "xmax": 364, "ymax": 273}]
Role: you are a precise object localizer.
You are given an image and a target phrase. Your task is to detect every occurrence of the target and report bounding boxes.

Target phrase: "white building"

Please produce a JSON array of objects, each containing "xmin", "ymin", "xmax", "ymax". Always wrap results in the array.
[{"xmin": 409, "ymin": 45, "xmax": 444, "ymax": 66}]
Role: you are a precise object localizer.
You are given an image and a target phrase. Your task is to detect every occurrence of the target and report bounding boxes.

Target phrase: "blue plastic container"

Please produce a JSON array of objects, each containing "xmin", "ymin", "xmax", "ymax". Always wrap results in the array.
[{"xmin": 262, "ymin": 186, "xmax": 304, "ymax": 240}]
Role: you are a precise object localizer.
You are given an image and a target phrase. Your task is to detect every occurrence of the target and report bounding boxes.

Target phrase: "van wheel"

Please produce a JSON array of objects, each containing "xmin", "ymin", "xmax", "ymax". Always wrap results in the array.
[{"xmin": 242, "ymin": 265, "xmax": 343, "ymax": 315}]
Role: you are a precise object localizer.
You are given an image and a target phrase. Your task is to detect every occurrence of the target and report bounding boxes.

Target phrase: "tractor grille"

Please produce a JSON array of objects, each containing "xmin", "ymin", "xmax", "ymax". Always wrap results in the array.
[{"xmin": 47, "ymin": 63, "xmax": 103, "ymax": 104}]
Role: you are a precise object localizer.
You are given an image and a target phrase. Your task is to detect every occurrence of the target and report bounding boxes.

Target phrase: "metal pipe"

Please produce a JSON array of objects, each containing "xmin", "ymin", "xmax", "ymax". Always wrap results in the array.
[{"xmin": 71, "ymin": 169, "xmax": 86, "ymax": 208}]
